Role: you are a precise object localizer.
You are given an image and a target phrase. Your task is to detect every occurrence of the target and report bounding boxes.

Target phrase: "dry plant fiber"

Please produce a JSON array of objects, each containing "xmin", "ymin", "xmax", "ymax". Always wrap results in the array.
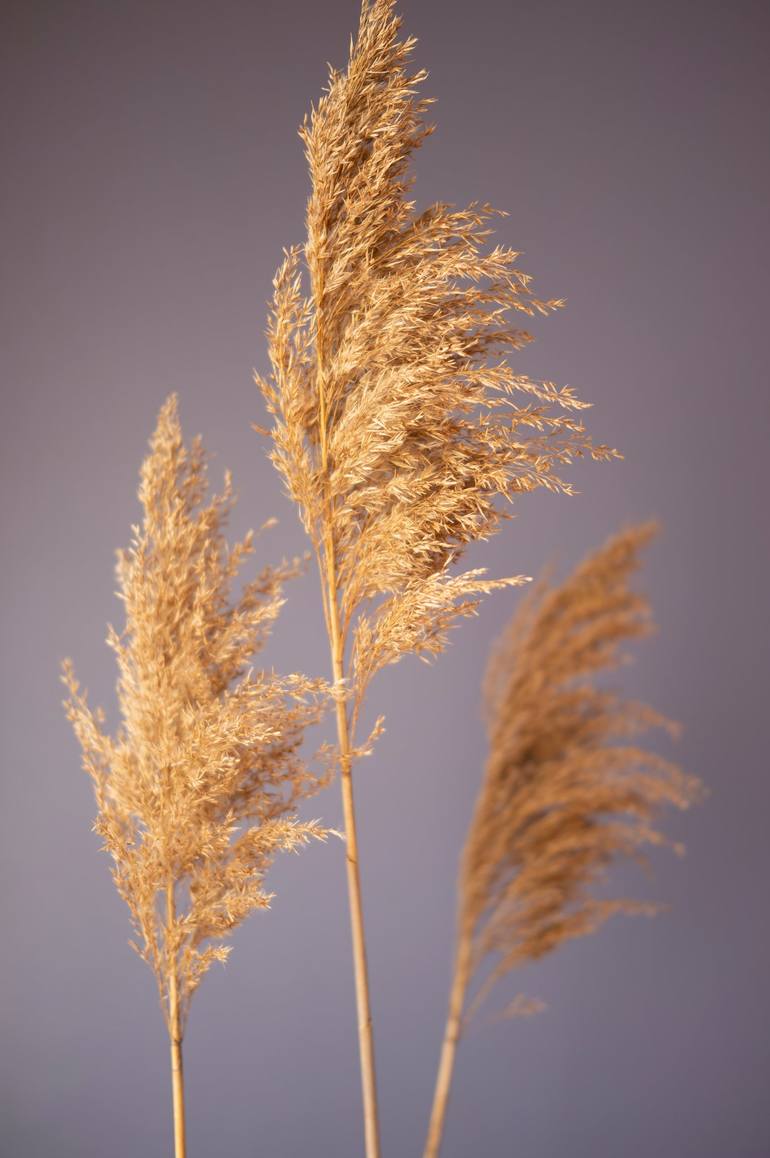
[
  {"xmin": 63, "ymin": 395, "xmax": 328, "ymax": 1158},
  {"xmin": 424, "ymin": 523, "xmax": 703, "ymax": 1157},
  {"xmin": 255, "ymin": 3, "xmax": 617, "ymax": 1153}
]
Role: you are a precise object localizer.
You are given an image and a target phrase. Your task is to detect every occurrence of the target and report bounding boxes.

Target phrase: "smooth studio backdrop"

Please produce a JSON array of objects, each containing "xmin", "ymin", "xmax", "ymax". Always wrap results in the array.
[{"xmin": 2, "ymin": 1, "xmax": 768, "ymax": 1155}]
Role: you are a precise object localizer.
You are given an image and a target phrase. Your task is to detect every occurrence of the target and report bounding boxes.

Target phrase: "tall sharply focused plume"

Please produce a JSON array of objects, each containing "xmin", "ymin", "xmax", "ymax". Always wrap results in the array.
[
  {"xmin": 62, "ymin": 396, "xmax": 328, "ymax": 1158},
  {"xmin": 255, "ymin": 2, "xmax": 617, "ymax": 1152}
]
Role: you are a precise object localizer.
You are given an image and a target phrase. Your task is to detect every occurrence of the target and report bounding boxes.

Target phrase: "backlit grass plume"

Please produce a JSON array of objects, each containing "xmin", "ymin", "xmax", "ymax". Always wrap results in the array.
[
  {"xmin": 62, "ymin": 396, "xmax": 328, "ymax": 1158},
  {"xmin": 424, "ymin": 523, "xmax": 702, "ymax": 1157},
  {"xmin": 255, "ymin": 3, "xmax": 616, "ymax": 1151}
]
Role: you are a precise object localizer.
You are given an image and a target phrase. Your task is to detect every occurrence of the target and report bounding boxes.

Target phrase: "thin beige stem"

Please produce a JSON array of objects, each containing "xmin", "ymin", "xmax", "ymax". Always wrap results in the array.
[
  {"xmin": 315, "ymin": 273, "xmax": 381, "ymax": 1158},
  {"xmin": 325, "ymin": 559, "xmax": 381, "ymax": 1158},
  {"xmin": 424, "ymin": 936, "xmax": 473, "ymax": 1158},
  {"xmin": 166, "ymin": 883, "xmax": 186, "ymax": 1158}
]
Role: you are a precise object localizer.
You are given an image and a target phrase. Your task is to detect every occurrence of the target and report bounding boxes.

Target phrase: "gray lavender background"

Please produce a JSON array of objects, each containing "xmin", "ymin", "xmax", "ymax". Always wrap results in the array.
[{"xmin": 2, "ymin": 0, "xmax": 769, "ymax": 1154}]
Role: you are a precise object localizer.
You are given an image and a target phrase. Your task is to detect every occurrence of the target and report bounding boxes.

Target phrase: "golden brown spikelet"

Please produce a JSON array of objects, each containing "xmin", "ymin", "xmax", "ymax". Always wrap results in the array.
[
  {"xmin": 62, "ymin": 395, "xmax": 328, "ymax": 1157},
  {"xmin": 424, "ymin": 523, "xmax": 702, "ymax": 1157}
]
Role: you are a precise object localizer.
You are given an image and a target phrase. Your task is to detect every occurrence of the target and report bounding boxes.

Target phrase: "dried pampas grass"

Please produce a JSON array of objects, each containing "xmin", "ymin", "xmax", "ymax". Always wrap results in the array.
[
  {"xmin": 424, "ymin": 524, "xmax": 702, "ymax": 1156},
  {"xmin": 62, "ymin": 396, "xmax": 328, "ymax": 1158},
  {"xmin": 255, "ymin": 3, "xmax": 616, "ymax": 1151}
]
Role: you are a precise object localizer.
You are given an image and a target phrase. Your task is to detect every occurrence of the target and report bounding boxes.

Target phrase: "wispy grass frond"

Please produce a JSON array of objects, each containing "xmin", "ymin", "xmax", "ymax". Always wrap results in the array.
[
  {"xmin": 424, "ymin": 523, "xmax": 702, "ymax": 1157},
  {"xmin": 255, "ymin": 5, "xmax": 618, "ymax": 1153},
  {"xmin": 465, "ymin": 522, "xmax": 700, "ymax": 997},
  {"xmin": 257, "ymin": 0, "xmax": 617, "ymax": 718},
  {"xmin": 62, "ymin": 395, "xmax": 329, "ymax": 1156}
]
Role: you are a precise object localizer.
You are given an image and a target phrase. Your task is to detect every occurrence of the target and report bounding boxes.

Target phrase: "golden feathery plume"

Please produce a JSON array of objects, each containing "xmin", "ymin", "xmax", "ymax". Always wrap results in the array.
[
  {"xmin": 62, "ymin": 395, "xmax": 328, "ymax": 1158},
  {"xmin": 424, "ymin": 523, "xmax": 703, "ymax": 1157},
  {"xmin": 255, "ymin": 4, "xmax": 617, "ymax": 1151}
]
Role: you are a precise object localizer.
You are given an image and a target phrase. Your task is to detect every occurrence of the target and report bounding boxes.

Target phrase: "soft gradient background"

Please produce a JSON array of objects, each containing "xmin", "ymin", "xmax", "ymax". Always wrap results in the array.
[{"xmin": 2, "ymin": 1, "xmax": 768, "ymax": 1155}]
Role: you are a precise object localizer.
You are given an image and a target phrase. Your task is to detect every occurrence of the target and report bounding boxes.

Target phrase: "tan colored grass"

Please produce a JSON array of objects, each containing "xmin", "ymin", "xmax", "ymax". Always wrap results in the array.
[
  {"xmin": 62, "ymin": 395, "xmax": 328, "ymax": 1158},
  {"xmin": 255, "ymin": 4, "xmax": 617, "ymax": 1153},
  {"xmin": 424, "ymin": 523, "xmax": 703, "ymax": 1156}
]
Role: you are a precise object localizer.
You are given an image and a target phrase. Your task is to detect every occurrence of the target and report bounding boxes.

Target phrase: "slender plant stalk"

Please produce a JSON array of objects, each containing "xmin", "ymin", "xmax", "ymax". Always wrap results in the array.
[
  {"xmin": 424, "ymin": 938, "xmax": 472, "ymax": 1158},
  {"xmin": 318, "ymin": 304, "xmax": 381, "ymax": 1156},
  {"xmin": 166, "ymin": 883, "xmax": 186, "ymax": 1158},
  {"xmin": 333, "ymin": 669, "xmax": 380, "ymax": 1158}
]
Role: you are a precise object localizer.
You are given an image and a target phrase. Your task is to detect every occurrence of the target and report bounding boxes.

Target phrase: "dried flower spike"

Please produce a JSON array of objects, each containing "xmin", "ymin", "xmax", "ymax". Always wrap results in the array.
[
  {"xmin": 256, "ymin": 3, "xmax": 616, "ymax": 1152},
  {"xmin": 424, "ymin": 523, "xmax": 702, "ymax": 1157},
  {"xmin": 62, "ymin": 395, "xmax": 328, "ymax": 1158}
]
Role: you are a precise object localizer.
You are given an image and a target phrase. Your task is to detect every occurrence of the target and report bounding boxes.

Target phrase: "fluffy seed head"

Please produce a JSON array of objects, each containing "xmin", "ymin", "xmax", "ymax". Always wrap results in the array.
[
  {"xmin": 458, "ymin": 523, "xmax": 702, "ymax": 1018},
  {"xmin": 256, "ymin": 0, "xmax": 617, "ymax": 734},
  {"xmin": 62, "ymin": 395, "xmax": 329, "ymax": 1031}
]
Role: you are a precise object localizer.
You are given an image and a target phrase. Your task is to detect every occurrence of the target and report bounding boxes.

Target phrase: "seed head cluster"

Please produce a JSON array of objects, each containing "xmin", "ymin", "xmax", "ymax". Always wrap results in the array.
[
  {"xmin": 256, "ymin": 0, "xmax": 617, "ymax": 740},
  {"xmin": 62, "ymin": 396, "xmax": 328, "ymax": 1032},
  {"xmin": 458, "ymin": 524, "xmax": 702, "ymax": 1018}
]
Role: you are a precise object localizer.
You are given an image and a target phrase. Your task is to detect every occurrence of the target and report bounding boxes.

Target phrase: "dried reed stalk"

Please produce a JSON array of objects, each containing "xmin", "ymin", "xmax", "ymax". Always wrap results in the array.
[
  {"xmin": 256, "ymin": 3, "xmax": 616, "ymax": 1150},
  {"xmin": 424, "ymin": 524, "xmax": 702, "ymax": 1157},
  {"xmin": 62, "ymin": 396, "xmax": 328, "ymax": 1158}
]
